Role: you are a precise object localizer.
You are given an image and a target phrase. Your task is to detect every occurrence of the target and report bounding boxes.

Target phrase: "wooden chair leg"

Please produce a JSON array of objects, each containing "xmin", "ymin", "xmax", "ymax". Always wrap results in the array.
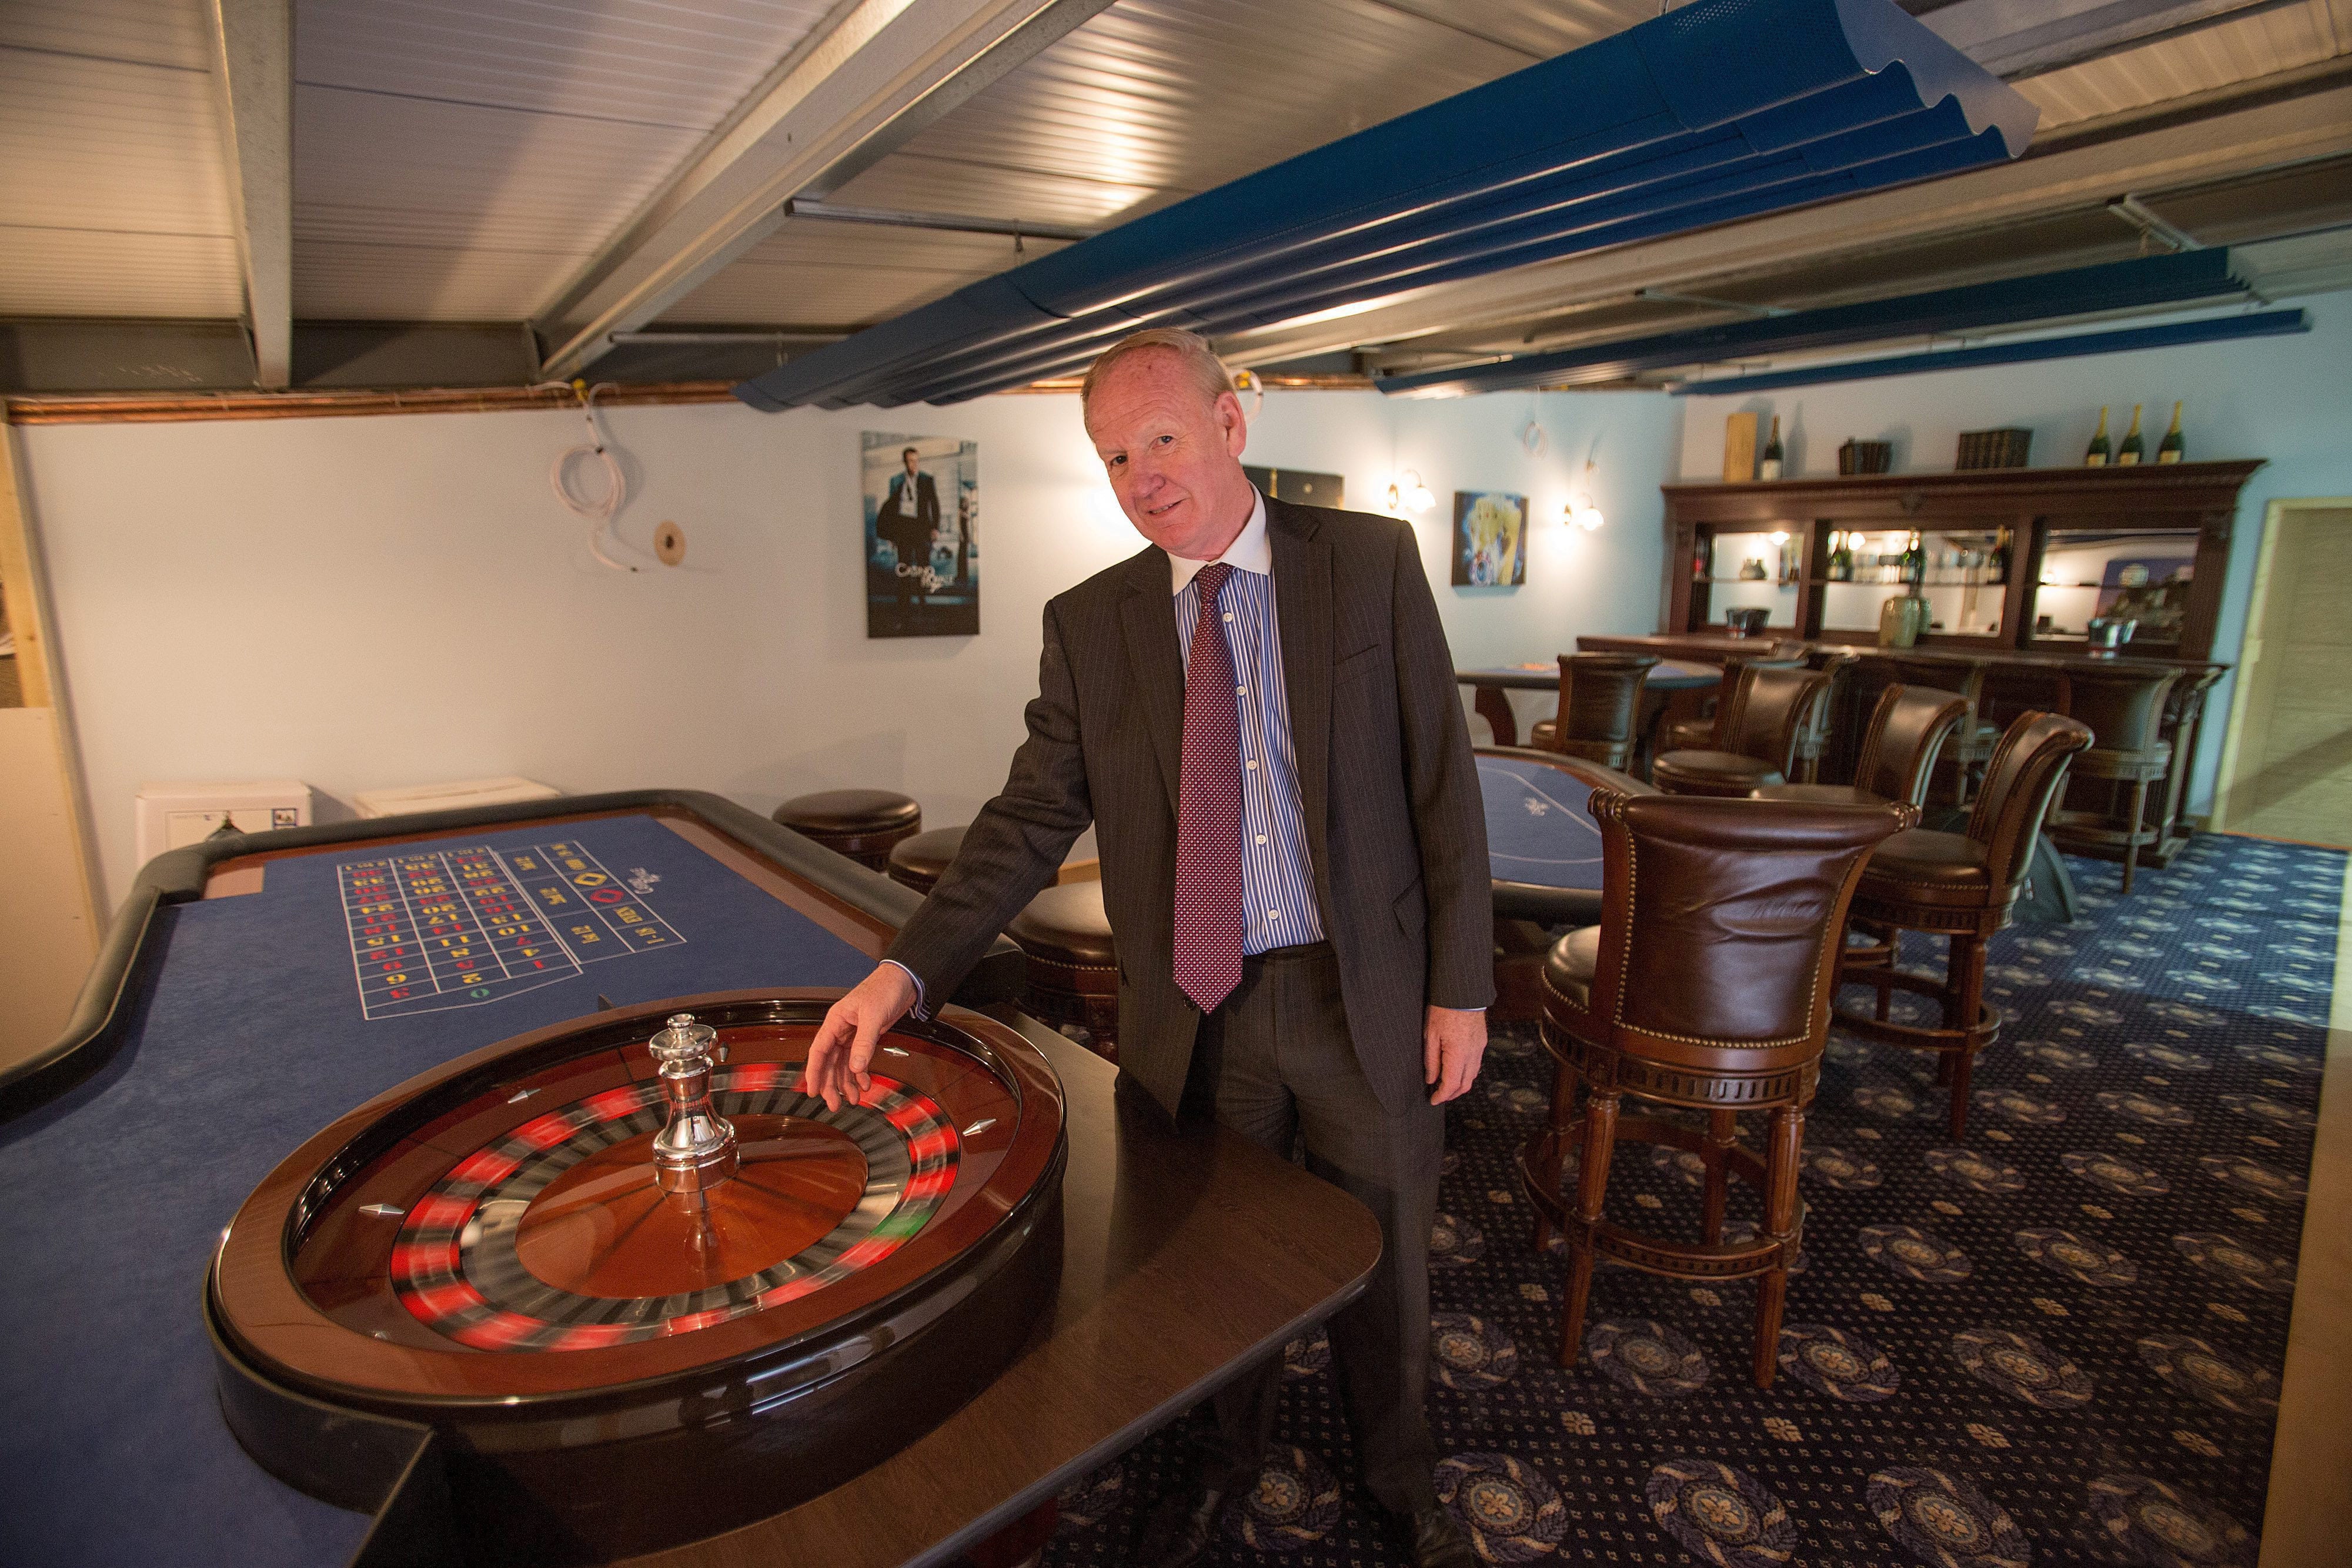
[
  {"xmin": 1531, "ymin": 1057, "xmax": 1579, "ymax": 1255},
  {"xmin": 2121, "ymin": 777, "xmax": 2148, "ymax": 895},
  {"xmin": 1752, "ymin": 1105, "xmax": 1804, "ymax": 1389},
  {"xmin": 1945, "ymin": 934, "xmax": 1987, "ymax": 1141},
  {"xmin": 1559, "ymin": 1089, "xmax": 1618, "ymax": 1369},
  {"xmin": 1701, "ymin": 1110, "xmax": 1735, "ymax": 1246}
]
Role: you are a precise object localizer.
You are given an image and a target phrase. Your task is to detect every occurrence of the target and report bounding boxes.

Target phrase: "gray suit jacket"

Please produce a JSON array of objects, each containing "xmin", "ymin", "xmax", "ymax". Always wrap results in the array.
[{"xmin": 887, "ymin": 496, "xmax": 1492, "ymax": 1119}]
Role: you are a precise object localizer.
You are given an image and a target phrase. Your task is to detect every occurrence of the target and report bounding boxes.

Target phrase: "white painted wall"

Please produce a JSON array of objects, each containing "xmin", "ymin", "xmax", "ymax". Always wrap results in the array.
[
  {"xmin": 20, "ymin": 385, "xmax": 1679, "ymax": 906},
  {"xmin": 1676, "ymin": 289, "xmax": 2352, "ymax": 812}
]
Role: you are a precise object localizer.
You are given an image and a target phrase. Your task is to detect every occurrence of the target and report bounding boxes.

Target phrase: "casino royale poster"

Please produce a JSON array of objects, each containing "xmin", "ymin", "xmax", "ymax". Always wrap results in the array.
[{"xmin": 862, "ymin": 432, "xmax": 979, "ymax": 638}]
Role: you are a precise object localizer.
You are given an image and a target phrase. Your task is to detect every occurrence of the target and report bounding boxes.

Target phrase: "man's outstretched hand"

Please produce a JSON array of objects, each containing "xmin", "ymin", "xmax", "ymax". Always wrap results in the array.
[
  {"xmin": 1424, "ymin": 1004, "xmax": 1487, "ymax": 1105},
  {"xmin": 803, "ymin": 964, "xmax": 918, "ymax": 1111}
]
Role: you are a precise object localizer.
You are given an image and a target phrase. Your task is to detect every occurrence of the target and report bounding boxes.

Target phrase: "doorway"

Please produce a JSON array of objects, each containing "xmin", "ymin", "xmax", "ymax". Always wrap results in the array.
[{"xmin": 2214, "ymin": 500, "xmax": 2352, "ymax": 847}]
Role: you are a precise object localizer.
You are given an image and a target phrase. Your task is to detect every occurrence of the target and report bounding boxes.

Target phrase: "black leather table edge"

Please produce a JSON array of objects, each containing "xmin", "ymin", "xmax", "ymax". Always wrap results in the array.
[{"xmin": 2, "ymin": 788, "xmax": 1025, "ymax": 1124}]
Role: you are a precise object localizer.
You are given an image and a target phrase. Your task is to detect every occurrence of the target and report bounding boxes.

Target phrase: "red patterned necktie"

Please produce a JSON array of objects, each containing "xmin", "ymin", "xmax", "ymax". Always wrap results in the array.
[{"xmin": 1173, "ymin": 562, "xmax": 1244, "ymax": 1013}]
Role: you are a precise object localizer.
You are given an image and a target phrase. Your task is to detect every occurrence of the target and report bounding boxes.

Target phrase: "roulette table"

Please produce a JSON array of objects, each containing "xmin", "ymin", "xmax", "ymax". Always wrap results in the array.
[{"xmin": 0, "ymin": 791, "xmax": 1382, "ymax": 1568}]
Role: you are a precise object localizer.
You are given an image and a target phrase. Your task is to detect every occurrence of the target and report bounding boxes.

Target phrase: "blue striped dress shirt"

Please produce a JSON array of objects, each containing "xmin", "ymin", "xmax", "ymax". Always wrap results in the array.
[{"xmin": 1171, "ymin": 491, "xmax": 1327, "ymax": 954}]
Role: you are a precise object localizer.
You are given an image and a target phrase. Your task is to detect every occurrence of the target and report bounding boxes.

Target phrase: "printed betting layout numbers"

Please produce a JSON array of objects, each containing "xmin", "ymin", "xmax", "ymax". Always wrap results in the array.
[{"xmin": 338, "ymin": 840, "xmax": 685, "ymax": 1020}]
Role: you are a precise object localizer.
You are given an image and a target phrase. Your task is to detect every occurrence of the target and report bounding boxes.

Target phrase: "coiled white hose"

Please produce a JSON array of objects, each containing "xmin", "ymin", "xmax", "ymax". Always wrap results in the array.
[{"xmin": 532, "ymin": 379, "xmax": 641, "ymax": 572}]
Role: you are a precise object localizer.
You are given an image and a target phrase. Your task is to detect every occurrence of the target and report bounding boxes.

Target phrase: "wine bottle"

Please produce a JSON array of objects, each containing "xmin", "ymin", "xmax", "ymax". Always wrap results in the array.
[
  {"xmin": 1900, "ymin": 530, "xmax": 1925, "ymax": 587},
  {"xmin": 1987, "ymin": 530, "xmax": 2010, "ymax": 585},
  {"xmin": 1759, "ymin": 416, "xmax": 1783, "ymax": 481},
  {"xmin": 2157, "ymin": 400, "xmax": 2185, "ymax": 464},
  {"xmin": 2085, "ymin": 406, "xmax": 2111, "ymax": 467},
  {"xmin": 1829, "ymin": 531, "xmax": 1852, "ymax": 581},
  {"xmin": 2118, "ymin": 403, "xmax": 2145, "ymax": 466}
]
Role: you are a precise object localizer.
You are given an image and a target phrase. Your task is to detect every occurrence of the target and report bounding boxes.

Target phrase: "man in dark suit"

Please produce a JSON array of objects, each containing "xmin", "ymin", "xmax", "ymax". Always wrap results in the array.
[
  {"xmin": 806, "ymin": 329, "xmax": 1489, "ymax": 1568},
  {"xmin": 877, "ymin": 445, "xmax": 940, "ymax": 607}
]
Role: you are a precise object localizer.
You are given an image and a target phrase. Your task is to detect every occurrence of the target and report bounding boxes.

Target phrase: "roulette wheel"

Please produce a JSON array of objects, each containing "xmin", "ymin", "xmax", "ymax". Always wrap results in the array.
[{"xmin": 205, "ymin": 990, "xmax": 1065, "ymax": 1564}]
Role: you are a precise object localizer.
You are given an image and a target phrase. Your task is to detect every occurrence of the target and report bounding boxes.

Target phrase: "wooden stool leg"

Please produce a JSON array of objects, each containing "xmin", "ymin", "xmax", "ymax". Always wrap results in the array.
[
  {"xmin": 1752, "ymin": 1105, "xmax": 1804, "ymax": 1389},
  {"xmin": 1945, "ymin": 935, "xmax": 1987, "ymax": 1141},
  {"xmin": 1531, "ymin": 1057, "xmax": 1579, "ymax": 1255},
  {"xmin": 1701, "ymin": 1110, "xmax": 1735, "ymax": 1246},
  {"xmin": 2121, "ymin": 777, "xmax": 2148, "ymax": 895},
  {"xmin": 1560, "ymin": 1090, "xmax": 1618, "ymax": 1369}
]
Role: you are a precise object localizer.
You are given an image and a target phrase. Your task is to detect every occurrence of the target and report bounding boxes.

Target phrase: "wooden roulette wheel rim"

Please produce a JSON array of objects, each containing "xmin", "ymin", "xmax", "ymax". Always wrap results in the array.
[{"xmin": 205, "ymin": 989, "xmax": 1065, "ymax": 1556}]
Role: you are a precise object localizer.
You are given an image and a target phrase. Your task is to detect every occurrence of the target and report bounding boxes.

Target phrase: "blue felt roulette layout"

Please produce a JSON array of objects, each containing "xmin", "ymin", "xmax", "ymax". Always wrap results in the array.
[{"xmin": 340, "ymin": 838, "xmax": 686, "ymax": 1019}]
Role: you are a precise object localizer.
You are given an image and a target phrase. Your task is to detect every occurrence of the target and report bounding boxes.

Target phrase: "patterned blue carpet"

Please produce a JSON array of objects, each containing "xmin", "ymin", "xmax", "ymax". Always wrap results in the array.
[{"xmin": 1042, "ymin": 835, "xmax": 2343, "ymax": 1567}]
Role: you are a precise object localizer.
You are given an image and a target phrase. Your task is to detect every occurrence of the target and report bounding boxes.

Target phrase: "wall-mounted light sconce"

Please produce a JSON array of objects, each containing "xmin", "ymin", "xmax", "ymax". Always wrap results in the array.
[
  {"xmin": 1562, "ymin": 460, "xmax": 1603, "ymax": 531},
  {"xmin": 1387, "ymin": 469, "xmax": 1436, "ymax": 515}
]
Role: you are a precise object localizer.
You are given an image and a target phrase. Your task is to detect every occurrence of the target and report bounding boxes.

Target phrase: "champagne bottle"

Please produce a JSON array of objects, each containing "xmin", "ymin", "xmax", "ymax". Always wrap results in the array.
[
  {"xmin": 1987, "ymin": 530, "xmax": 2009, "ymax": 586},
  {"xmin": 1829, "ymin": 531, "xmax": 1852, "ymax": 581},
  {"xmin": 2157, "ymin": 400, "xmax": 2185, "ymax": 464},
  {"xmin": 2117, "ymin": 403, "xmax": 2145, "ymax": 466},
  {"xmin": 1759, "ymin": 416, "xmax": 1784, "ymax": 481},
  {"xmin": 2085, "ymin": 406, "xmax": 2111, "ymax": 467},
  {"xmin": 1901, "ymin": 530, "xmax": 1925, "ymax": 588}
]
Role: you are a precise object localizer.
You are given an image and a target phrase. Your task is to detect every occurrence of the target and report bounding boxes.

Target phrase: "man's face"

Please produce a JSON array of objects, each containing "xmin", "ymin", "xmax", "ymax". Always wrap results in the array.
[
  {"xmin": 1084, "ymin": 349, "xmax": 1248, "ymax": 559},
  {"xmin": 902, "ymin": 450, "xmax": 919, "ymax": 476}
]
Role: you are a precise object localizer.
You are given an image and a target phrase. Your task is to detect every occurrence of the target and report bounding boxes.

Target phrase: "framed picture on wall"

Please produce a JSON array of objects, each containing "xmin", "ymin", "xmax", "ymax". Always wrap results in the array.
[
  {"xmin": 863, "ymin": 433, "xmax": 979, "ymax": 638},
  {"xmin": 1452, "ymin": 490, "xmax": 1527, "ymax": 587},
  {"xmin": 1242, "ymin": 465, "xmax": 1345, "ymax": 509}
]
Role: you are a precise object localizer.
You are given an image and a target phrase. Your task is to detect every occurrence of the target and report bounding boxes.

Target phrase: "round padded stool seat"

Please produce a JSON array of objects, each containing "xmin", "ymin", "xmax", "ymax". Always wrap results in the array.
[
  {"xmin": 886, "ymin": 825, "xmax": 967, "ymax": 893},
  {"xmin": 1007, "ymin": 881, "xmax": 1118, "ymax": 1060},
  {"xmin": 771, "ymin": 789, "xmax": 921, "ymax": 871},
  {"xmin": 1528, "ymin": 718, "xmax": 1558, "ymax": 749},
  {"xmin": 1858, "ymin": 827, "xmax": 1990, "ymax": 894},
  {"xmin": 1652, "ymin": 750, "xmax": 1785, "ymax": 798},
  {"xmin": 1542, "ymin": 925, "xmax": 1602, "ymax": 1012}
]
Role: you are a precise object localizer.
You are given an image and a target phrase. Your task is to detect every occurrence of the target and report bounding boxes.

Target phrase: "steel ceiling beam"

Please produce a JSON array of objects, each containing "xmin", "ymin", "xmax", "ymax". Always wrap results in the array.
[
  {"xmin": 1215, "ymin": 76, "xmax": 2352, "ymax": 370},
  {"xmin": 532, "ymin": 0, "xmax": 1118, "ymax": 383},
  {"xmin": 1374, "ymin": 248, "xmax": 2247, "ymax": 395},
  {"xmin": 1664, "ymin": 305, "xmax": 2308, "ymax": 392},
  {"xmin": 202, "ymin": 0, "xmax": 293, "ymax": 389}
]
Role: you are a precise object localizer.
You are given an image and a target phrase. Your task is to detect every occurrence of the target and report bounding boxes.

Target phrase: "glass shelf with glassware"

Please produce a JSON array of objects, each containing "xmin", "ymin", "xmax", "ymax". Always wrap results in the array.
[{"xmin": 1815, "ymin": 526, "xmax": 2010, "ymax": 637}]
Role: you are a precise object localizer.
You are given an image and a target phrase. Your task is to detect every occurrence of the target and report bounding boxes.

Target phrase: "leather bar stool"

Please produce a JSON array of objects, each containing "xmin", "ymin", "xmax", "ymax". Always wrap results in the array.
[
  {"xmin": 1658, "ymin": 651, "xmax": 1809, "ymax": 754},
  {"xmin": 2044, "ymin": 661, "xmax": 2183, "ymax": 895},
  {"xmin": 1834, "ymin": 711, "xmax": 2093, "ymax": 1139},
  {"xmin": 886, "ymin": 825, "xmax": 967, "ymax": 893},
  {"xmin": 1793, "ymin": 650, "xmax": 1858, "ymax": 783},
  {"xmin": 771, "ymin": 789, "xmax": 921, "ymax": 871},
  {"xmin": 1527, "ymin": 652, "xmax": 1656, "ymax": 768},
  {"xmin": 1522, "ymin": 791, "xmax": 1914, "ymax": 1386},
  {"xmin": 1754, "ymin": 684, "xmax": 1969, "ymax": 810},
  {"xmin": 1652, "ymin": 664, "xmax": 1837, "ymax": 798},
  {"xmin": 1007, "ymin": 881, "xmax": 1118, "ymax": 1061},
  {"xmin": 1876, "ymin": 654, "xmax": 1998, "ymax": 806}
]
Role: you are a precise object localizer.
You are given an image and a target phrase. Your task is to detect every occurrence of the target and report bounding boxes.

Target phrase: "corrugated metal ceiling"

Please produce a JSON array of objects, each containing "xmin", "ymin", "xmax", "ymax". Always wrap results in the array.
[
  {"xmin": 1, "ymin": 0, "xmax": 2346, "ymax": 387},
  {"xmin": 0, "ymin": 0, "xmax": 238, "ymax": 317}
]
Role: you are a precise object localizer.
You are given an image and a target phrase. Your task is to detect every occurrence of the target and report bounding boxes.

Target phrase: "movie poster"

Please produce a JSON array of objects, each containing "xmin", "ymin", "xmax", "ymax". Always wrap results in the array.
[{"xmin": 863, "ymin": 433, "xmax": 979, "ymax": 638}]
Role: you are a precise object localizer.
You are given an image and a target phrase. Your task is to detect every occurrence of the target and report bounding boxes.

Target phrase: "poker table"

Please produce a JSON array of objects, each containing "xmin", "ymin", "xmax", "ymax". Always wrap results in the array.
[
  {"xmin": 1455, "ymin": 658, "xmax": 1720, "ymax": 749},
  {"xmin": 1478, "ymin": 747, "xmax": 1652, "ymax": 926},
  {"xmin": 0, "ymin": 790, "xmax": 1381, "ymax": 1568}
]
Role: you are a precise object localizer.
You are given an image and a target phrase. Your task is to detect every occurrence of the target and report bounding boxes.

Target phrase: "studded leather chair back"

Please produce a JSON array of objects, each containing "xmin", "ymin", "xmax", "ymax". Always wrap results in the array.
[
  {"xmin": 2056, "ymin": 663, "xmax": 2181, "ymax": 755},
  {"xmin": 1714, "ymin": 665, "xmax": 1837, "ymax": 776},
  {"xmin": 1551, "ymin": 652, "xmax": 1656, "ymax": 755},
  {"xmin": 1965, "ymin": 710, "xmax": 2094, "ymax": 890},
  {"xmin": 1581, "ymin": 793, "xmax": 1913, "ymax": 1073},
  {"xmin": 1855, "ymin": 685, "xmax": 1970, "ymax": 805}
]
